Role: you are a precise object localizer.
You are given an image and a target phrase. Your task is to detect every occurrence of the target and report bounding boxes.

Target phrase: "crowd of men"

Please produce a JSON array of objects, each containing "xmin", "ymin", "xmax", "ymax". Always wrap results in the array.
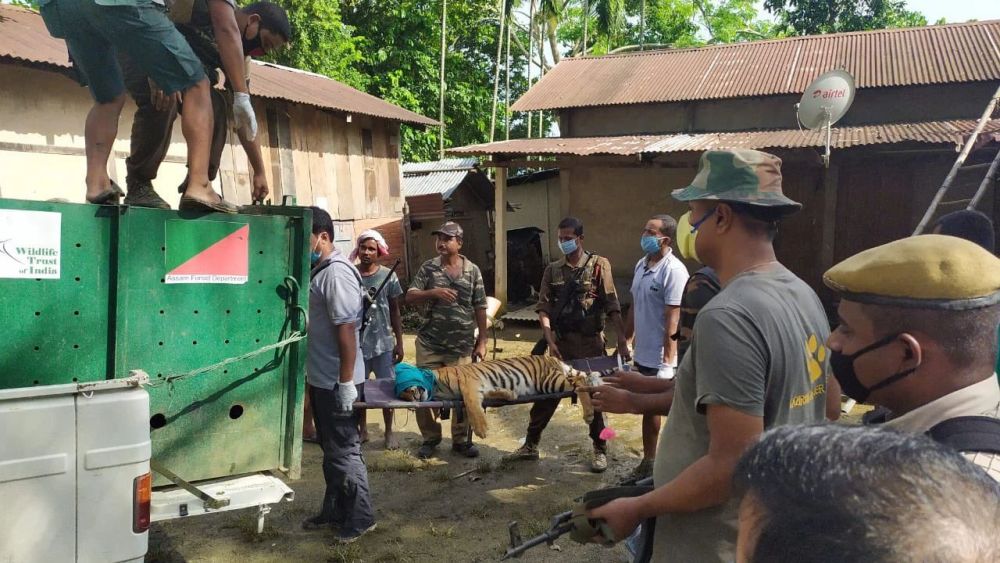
[
  {"xmin": 299, "ymin": 147, "xmax": 1000, "ymax": 557},
  {"xmin": 39, "ymin": 0, "xmax": 290, "ymax": 212}
]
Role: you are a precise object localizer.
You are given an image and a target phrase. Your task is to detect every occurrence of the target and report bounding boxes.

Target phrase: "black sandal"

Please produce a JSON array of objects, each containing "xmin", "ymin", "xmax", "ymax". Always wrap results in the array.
[{"xmin": 85, "ymin": 181, "xmax": 125, "ymax": 205}]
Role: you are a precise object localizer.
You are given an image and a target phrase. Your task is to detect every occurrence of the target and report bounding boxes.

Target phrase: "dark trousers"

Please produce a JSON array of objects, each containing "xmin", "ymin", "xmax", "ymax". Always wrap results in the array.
[
  {"xmin": 526, "ymin": 332, "xmax": 608, "ymax": 452},
  {"xmin": 310, "ymin": 385, "xmax": 375, "ymax": 535},
  {"xmin": 119, "ymin": 52, "xmax": 229, "ymax": 187}
]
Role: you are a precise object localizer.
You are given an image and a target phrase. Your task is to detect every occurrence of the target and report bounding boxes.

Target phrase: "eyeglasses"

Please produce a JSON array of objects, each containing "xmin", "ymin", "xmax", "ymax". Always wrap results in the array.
[{"xmin": 690, "ymin": 207, "xmax": 717, "ymax": 233}]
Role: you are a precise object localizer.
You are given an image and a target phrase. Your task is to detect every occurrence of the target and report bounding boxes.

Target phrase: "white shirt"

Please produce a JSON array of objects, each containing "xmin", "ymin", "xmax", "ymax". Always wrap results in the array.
[
  {"xmin": 629, "ymin": 250, "xmax": 688, "ymax": 370},
  {"xmin": 885, "ymin": 376, "xmax": 1000, "ymax": 481}
]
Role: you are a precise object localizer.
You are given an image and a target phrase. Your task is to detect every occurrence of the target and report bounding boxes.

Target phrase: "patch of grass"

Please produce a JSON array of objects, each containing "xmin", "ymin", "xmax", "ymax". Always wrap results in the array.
[
  {"xmin": 374, "ymin": 550, "xmax": 413, "ymax": 563},
  {"xmin": 327, "ymin": 543, "xmax": 362, "ymax": 563},
  {"xmin": 235, "ymin": 514, "xmax": 281, "ymax": 543},
  {"xmin": 428, "ymin": 468, "xmax": 452, "ymax": 482},
  {"xmin": 475, "ymin": 457, "xmax": 494, "ymax": 475},
  {"xmin": 495, "ymin": 455, "xmax": 516, "ymax": 473},
  {"xmin": 368, "ymin": 449, "xmax": 423, "ymax": 473},
  {"xmin": 428, "ymin": 523, "xmax": 457, "ymax": 538},
  {"xmin": 470, "ymin": 503, "xmax": 492, "ymax": 520},
  {"xmin": 516, "ymin": 517, "xmax": 550, "ymax": 539}
]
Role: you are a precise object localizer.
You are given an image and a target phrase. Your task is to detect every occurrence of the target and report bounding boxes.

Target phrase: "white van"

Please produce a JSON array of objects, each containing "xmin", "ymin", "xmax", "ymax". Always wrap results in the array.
[{"xmin": 0, "ymin": 373, "xmax": 151, "ymax": 563}]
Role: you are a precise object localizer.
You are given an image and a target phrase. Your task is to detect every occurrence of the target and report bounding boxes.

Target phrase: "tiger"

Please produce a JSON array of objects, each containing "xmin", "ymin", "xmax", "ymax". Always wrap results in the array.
[{"xmin": 397, "ymin": 355, "xmax": 608, "ymax": 439}]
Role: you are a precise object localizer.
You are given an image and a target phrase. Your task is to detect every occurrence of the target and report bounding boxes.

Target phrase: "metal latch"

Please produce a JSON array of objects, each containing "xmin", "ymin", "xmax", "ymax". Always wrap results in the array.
[{"xmin": 150, "ymin": 459, "xmax": 230, "ymax": 510}]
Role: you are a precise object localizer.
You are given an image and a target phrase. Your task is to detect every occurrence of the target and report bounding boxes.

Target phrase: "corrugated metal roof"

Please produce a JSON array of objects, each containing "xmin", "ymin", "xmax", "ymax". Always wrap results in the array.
[
  {"xmin": 448, "ymin": 119, "xmax": 1000, "ymax": 156},
  {"xmin": 513, "ymin": 20, "xmax": 1000, "ymax": 111},
  {"xmin": 0, "ymin": 4, "xmax": 437, "ymax": 126},
  {"xmin": 402, "ymin": 158, "xmax": 479, "ymax": 174},
  {"xmin": 402, "ymin": 170, "xmax": 469, "ymax": 199}
]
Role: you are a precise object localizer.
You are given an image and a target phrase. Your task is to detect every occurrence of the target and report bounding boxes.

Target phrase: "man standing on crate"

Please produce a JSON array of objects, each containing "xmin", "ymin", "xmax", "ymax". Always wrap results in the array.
[
  {"xmin": 301, "ymin": 207, "xmax": 376, "ymax": 543},
  {"xmin": 508, "ymin": 216, "xmax": 628, "ymax": 473},
  {"xmin": 117, "ymin": 0, "xmax": 291, "ymax": 209},
  {"xmin": 404, "ymin": 221, "xmax": 489, "ymax": 460}
]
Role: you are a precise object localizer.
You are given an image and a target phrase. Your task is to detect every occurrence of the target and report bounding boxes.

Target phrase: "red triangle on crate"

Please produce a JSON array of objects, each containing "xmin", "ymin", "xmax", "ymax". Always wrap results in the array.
[{"xmin": 168, "ymin": 224, "xmax": 249, "ymax": 278}]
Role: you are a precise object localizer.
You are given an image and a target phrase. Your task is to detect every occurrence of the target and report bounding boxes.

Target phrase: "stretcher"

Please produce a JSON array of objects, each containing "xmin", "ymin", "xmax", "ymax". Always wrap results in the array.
[{"xmin": 354, "ymin": 355, "xmax": 626, "ymax": 409}]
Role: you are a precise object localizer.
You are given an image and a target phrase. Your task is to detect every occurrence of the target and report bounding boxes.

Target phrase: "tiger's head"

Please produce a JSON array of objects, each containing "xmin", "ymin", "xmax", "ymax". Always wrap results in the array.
[{"xmin": 398, "ymin": 386, "xmax": 429, "ymax": 402}]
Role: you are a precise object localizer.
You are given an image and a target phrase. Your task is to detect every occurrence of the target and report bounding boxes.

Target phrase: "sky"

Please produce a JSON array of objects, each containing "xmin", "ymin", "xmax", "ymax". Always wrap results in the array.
[
  {"xmin": 752, "ymin": 1, "xmax": 998, "ymax": 24},
  {"xmin": 903, "ymin": 0, "xmax": 998, "ymax": 24}
]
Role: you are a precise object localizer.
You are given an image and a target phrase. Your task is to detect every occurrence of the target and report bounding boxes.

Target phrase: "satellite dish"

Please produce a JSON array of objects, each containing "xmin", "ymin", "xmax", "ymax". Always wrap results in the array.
[{"xmin": 796, "ymin": 69, "xmax": 856, "ymax": 167}]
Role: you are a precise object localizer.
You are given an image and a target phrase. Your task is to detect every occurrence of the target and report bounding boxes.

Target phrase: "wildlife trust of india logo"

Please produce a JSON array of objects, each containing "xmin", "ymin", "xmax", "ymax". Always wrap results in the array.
[
  {"xmin": 805, "ymin": 334, "xmax": 827, "ymax": 382},
  {"xmin": 0, "ymin": 209, "xmax": 61, "ymax": 280}
]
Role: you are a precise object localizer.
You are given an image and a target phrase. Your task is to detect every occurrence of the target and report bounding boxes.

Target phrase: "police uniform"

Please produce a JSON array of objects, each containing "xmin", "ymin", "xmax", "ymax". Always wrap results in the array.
[
  {"xmin": 824, "ymin": 234, "xmax": 1000, "ymax": 481},
  {"xmin": 526, "ymin": 252, "xmax": 621, "ymax": 452}
]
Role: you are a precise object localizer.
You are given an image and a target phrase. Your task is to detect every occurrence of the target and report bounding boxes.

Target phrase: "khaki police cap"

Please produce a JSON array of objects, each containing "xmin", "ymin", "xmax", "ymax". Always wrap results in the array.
[{"xmin": 823, "ymin": 234, "xmax": 1000, "ymax": 310}]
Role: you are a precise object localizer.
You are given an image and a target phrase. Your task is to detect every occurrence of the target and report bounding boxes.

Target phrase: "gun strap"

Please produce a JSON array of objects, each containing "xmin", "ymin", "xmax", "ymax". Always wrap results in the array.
[{"xmin": 551, "ymin": 252, "xmax": 596, "ymax": 323}]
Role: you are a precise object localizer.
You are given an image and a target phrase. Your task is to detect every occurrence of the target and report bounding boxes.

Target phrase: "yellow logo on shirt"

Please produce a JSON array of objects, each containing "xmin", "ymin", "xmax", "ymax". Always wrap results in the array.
[{"xmin": 805, "ymin": 334, "xmax": 827, "ymax": 382}]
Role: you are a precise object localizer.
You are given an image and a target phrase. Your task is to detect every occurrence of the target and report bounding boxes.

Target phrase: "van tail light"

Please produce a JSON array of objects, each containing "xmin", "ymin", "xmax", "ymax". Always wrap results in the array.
[{"xmin": 133, "ymin": 473, "xmax": 152, "ymax": 533}]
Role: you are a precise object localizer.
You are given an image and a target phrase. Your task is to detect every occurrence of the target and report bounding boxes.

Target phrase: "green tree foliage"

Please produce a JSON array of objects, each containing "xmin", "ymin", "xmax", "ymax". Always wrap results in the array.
[
  {"xmin": 763, "ymin": 0, "xmax": 928, "ymax": 35},
  {"xmin": 265, "ymin": 0, "xmax": 366, "ymax": 89},
  {"xmin": 341, "ymin": 0, "xmax": 530, "ymax": 162},
  {"xmin": 557, "ymin": 0, "xmax": 778, "ymax": 57}
]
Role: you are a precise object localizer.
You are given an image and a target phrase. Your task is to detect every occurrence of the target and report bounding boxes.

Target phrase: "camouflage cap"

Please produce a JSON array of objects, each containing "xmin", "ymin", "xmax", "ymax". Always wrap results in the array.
[
  {"xmin": 431, "ymin": 221, "xmax": 464, "ymax": 238},
  {"xmin": 671, "ymin": 149, "xmax": 802, "ymax": 213}
]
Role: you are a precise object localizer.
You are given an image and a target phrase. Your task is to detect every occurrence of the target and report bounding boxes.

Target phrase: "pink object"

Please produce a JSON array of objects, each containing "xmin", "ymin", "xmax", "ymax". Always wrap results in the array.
[{"xmin": 599, "ymin": 427, "xmax": 617, "ymax": 441}]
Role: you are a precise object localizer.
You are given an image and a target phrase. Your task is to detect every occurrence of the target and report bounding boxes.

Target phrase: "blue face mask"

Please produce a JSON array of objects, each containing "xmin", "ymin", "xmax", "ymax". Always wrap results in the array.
[
  {"xmin": 310, "ymin": 239, "xmax": 323, "ymax": 265},
  {"xmin": 640, "ymin": 235, "xmax": 662, "ymax": 254},
  {"xmin": 559, "ymin": 238, "xmax": 578, "ymax": 255}
]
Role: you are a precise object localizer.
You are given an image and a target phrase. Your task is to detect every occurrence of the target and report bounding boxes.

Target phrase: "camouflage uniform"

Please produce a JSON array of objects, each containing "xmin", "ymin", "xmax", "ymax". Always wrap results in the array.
[
  {"xmin": 672, "ymin": 267, "xmax": 721, "ymax": 361},
  {"xmin": 526, "ymin": 253, "xmax": 621, "ymax": 451},
  {"xmin": 409, "ymin": 255, "xmax": 488, "ymax": 446}
]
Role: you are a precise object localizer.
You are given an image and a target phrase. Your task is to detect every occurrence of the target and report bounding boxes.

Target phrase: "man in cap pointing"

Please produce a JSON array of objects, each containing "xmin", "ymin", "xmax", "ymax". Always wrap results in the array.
[{"xmin": 586, "ymin": 149, "xmax": 835, "ymax": 561}]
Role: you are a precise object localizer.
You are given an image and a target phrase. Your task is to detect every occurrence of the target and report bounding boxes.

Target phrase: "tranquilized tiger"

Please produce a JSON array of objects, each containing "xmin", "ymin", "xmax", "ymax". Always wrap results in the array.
[{"xmin": 394, "ymin": 356, "xmax": 608, "ymax": 439}]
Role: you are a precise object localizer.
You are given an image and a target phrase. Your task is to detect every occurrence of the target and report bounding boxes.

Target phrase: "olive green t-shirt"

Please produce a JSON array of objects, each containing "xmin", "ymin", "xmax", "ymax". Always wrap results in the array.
[{"xmin": 652, "ymin": 265, "xmax": 830, "ymax": 562}]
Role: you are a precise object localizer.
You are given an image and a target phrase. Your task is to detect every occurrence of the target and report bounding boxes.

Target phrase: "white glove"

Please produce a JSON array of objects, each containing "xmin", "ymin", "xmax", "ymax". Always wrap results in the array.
[
  {"xmin": 232, "ymin": 91, "xmax": 257, "ymax": 141},
  {"xmin": 656, "ymin": 365, "xmax": 675, "ymax": 379},
  {"xmin": 335, "ymin": 383, "xmax": 358, "ymax": 412}
]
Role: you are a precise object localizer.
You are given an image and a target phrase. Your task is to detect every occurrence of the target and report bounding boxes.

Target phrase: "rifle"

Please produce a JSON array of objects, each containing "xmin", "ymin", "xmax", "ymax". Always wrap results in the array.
[
  {"xmin": 531, "ymin": 252, "xmax": 596, "ymax": 356},
  {"xmin": 501, "ymin": 481, "xmax": 652, "ymax": 560},
  {"xmin": 360, "ymin": 258, "xmax": 401, "ymax": 337}
]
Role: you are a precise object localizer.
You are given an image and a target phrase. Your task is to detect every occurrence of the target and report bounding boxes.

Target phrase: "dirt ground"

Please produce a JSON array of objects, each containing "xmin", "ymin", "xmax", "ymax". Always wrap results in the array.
[{"xmin": 147, "ymin": 325, "xmax": 641, "ymax": 563}]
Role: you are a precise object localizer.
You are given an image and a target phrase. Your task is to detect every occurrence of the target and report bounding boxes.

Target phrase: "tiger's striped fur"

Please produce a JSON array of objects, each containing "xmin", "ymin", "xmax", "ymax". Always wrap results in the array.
[{"xmin": 398, "ymin": 356, "xmax": 605, "ymax": 439}]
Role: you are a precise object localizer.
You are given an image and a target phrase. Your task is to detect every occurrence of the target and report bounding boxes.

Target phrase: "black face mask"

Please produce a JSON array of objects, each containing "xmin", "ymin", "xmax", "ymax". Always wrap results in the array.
[
  {"xmin": 242, "ymin": 28, "xmax": 264, "ymax": 58},
  {"xmin": 829, "ymin": 333, "xmax": 917, "ymax": 403}
]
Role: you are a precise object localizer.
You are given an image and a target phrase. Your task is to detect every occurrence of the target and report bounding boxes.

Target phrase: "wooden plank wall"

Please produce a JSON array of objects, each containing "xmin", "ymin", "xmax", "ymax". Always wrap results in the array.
[{"xmin": 217, "ymin": 101, "xmax": 405, "ymax": 228}]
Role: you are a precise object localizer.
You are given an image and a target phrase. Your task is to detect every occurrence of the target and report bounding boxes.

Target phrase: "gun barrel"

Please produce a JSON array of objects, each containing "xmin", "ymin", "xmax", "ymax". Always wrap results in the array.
[{"xmin": 501, "ymin": 522, "xmax": 574, "ymax": 560}]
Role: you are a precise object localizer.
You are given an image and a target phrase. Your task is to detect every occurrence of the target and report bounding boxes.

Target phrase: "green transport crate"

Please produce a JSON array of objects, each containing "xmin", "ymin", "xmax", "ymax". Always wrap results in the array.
[{"xmin": 0, "ymin": 198, "xmax": 312, "ymax": 485}]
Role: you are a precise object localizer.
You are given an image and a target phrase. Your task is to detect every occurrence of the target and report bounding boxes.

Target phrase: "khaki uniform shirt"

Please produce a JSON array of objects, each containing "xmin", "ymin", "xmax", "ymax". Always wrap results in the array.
[
  {"xmin": 885, "ymin": 376, "xmax": 1000, "ymax": 481},
  {"xmin": 535, "ymin": 253, "xmax": 620, "ymax": 326}
]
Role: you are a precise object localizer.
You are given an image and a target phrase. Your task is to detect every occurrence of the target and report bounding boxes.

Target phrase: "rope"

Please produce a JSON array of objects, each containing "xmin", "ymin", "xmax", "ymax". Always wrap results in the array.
[{"xmin": 145, "ymin": 331, "xmax": 306, "ymax": 388}]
